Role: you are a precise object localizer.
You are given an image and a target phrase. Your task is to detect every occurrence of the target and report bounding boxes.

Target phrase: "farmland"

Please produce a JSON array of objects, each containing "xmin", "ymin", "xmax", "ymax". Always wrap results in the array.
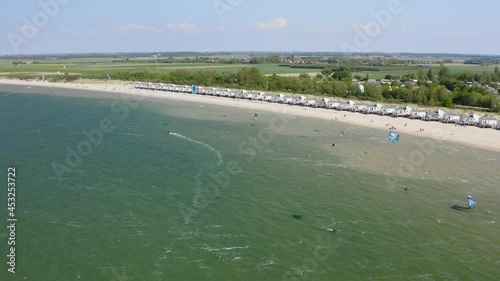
[
  {"xmin": 1, "ymin": 57, "xmax": 497, "ymax": 81},
  {"xmin": 0, "ymin": 60, "xmax": 319, "ymax": 77}
]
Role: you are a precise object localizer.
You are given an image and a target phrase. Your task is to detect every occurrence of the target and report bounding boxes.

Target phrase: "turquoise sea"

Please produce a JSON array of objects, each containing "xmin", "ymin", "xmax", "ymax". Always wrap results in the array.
[{"xmin": 1, "ymin": 85, "xmax": 499, "ymax": 281}]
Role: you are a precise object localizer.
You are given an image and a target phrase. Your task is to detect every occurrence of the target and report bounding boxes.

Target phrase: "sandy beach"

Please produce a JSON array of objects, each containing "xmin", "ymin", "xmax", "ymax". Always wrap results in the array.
[{"xmin": 1, "ymin": 78, "xmax": 499, "ymax": 152}]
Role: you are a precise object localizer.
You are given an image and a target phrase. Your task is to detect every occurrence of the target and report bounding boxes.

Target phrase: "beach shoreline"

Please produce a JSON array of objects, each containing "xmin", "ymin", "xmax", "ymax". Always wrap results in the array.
[{"xmin": 1, "ymin": 78, "xmax": 499, "ymax": 153}]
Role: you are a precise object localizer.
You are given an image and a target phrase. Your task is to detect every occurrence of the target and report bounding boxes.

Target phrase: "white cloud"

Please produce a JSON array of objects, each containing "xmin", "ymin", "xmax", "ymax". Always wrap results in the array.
[
  {"xmin": 395, "ymin": 26, "xmax": 407, "ymax": 33},
  {"xmin": 126, "ymin": 24, "xmax": 145, "ymax": 31},
  {"xmin": 256, "ymin": 17, "xmax": 288, "ymax": 30},
  {"xmin": 352, "ymin": 23, "xmax": 380, "ymax": 35},
  {"xmin": 165, "ymin": 23, "xmax": 204, "ymax": 33},
  {"xmin": 17, "ymin": 25, "xmax": 39, "ymax": 34},
  {"xmin": 217, "ymin": 24, "xmax": 226, "ymax": 32},
  {"xmin": 109, "ymin": 24, "xmax": 146, "ymax": 33}
]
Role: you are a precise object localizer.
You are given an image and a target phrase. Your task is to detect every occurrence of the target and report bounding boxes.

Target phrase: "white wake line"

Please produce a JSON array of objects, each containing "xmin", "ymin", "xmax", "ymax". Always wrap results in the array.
[{"xmin": 169, "ymin": 131, "xmax": 223, "ymax": 165}]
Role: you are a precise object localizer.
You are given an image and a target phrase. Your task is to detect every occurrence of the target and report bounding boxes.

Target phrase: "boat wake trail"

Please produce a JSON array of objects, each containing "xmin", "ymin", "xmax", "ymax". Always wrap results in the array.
[{"xmin": 169, "ymin": 131, "xmax": 223, "ymax": 165}]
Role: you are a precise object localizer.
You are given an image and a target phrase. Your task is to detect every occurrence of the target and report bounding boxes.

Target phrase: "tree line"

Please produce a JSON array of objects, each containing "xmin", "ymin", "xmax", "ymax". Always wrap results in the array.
[{"xmin": 92, "ymin": 66, "xmax": 500, "ymax": 112}]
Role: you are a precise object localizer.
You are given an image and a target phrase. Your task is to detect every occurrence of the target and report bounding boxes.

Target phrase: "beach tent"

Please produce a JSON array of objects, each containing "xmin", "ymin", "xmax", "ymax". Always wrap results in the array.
[{"xmin": 388, "ymin": 130, "xmax": 399, "ymax": 144}]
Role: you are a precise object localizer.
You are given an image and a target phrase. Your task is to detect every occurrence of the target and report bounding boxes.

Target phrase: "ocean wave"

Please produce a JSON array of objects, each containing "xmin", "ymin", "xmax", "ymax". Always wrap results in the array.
[{"xmin": 201, "ymin": 245, "xmax": 249, "ymax": 252}]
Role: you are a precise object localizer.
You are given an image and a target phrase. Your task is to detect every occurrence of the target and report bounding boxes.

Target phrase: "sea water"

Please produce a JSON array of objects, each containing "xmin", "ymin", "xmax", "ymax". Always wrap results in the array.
[{"xmin": 0, "ymin": 85, "xmax": 499, "ymax": 280}]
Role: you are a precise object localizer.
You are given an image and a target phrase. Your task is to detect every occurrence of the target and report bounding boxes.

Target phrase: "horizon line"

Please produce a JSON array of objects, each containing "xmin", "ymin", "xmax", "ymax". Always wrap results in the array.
[{"xmin": 2, "ymin": 51, "xmax": 500, "ymax": 58}]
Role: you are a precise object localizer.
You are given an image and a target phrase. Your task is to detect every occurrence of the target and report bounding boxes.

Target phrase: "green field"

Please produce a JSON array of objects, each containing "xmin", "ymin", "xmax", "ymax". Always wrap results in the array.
[
  {"xmin": 0, "ymin": 58, "xmax": 498, "ymax": 80},
  {"xmin": 443, "ymin": 63, "xmax": 497, "ymax": 74},
  {"xmin": 0, "ymin": 62, "xmax": 321, "ymax": 77}
]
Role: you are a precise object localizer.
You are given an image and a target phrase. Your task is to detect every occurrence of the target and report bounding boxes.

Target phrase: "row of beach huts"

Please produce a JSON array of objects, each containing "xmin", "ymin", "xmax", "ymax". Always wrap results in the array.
[{"xmin": 133, "ymin": 82, "xmax": 500, "ymax": 129}]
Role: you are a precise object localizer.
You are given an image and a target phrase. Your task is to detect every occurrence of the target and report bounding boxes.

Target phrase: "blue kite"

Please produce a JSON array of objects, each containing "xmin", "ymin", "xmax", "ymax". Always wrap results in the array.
[
  {"xmin": 388, "ymin": 130, "xmax": 399, "ymax": 144},
  {"xmin": 467, "ymin": 195, "xmax": 476, "ymax": 209}
]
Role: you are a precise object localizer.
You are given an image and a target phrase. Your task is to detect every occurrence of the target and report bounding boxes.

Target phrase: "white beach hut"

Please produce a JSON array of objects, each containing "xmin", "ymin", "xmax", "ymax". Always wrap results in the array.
[
  {"xmin": 320, "ymin": 98, "xmax": 330, "ymax": 108},
  {"xmin": 353, "ymin": 103, "xmax": 369, "ymax": 112},
  {"xmin": 148, "ymin": 83, "xmax": 158, "ymax": 90},
  {"xmin": 478, "ymin": 117, "xmax": 499, "ymax": 128},
  {"xmin": 380, "ymin": 106, "xmax": 396, "ymax": 116},
  {"xmin": 365, "ymin": 103, "xmax": 382, "ymax": 114},
  {"xmin": 394, "ymin": 106, "xmax": 413, "ymax": 117},
  {"xmin": 262, "ymin": 94, "xmax": 274, "ymax": 102},
  {"xmin": 443, "ymin": 113, "xmax": 461, "ymax": 124},
  {"xmin": 293, "ymin": 96, "xmax": 307, "ymax": 105},
  {"xmin": 273, "ymin": 94, "xmax": 285, "ymax": 103},
  {"xmin": 410, "ymin": 110, "xmax": 428, "ymax": 119},
  {"xmin": 305, "ymin": 99, "xmax": 318, "ymax": 107},
  {"xmin": 328, "ymin": 100, "xmax": 341, "ymax": 110},
  {"xmin": 340, "ymin": 100, "xmax": 355, "ymax": 111},
  {"xmin": 460, "ymin": 112, "xmax": 480, "ymax": 126},
  {"xmin": 284, "ymin": 97, "xmax": 294, "ymax": 104},
  {"xmin": 252, "ymin": 92, "xmax": 265, "ymax": 100},
  {"xmin": 133, "ymin": 82, "xmax": 144, "ymax": 89},
  {"xmin": 425, "ymin": 109, "xmax": 445, "ymax": 121}
]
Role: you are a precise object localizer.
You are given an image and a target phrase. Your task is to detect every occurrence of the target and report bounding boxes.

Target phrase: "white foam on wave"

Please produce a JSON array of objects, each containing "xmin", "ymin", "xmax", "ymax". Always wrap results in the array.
[
  {"xmin": 120, "ymin": 132, "xmax": 144, "ymax": 137},
  {"xmin": 201, "ymin": 245, "xmax": 249, "ymax": 252},
  {"xmin": 152, "ymin": 242, "xmax": 176, "ymax": 278},
  {"xmin": 169, "ymin": 131, "xmax": 223, "ymax": 165}
]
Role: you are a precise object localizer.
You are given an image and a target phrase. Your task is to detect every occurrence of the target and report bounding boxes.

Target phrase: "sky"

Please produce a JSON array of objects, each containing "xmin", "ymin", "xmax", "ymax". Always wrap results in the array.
[{"xmin": 1, "ymin": 0, "xmax": 499, "ymax": 55}]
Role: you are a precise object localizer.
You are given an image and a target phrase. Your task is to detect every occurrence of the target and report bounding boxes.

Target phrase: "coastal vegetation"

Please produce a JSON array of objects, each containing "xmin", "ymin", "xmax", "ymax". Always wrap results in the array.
[{"xmin": 1, "ymin": 53, "xmax": 499, "ymax": 112}]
